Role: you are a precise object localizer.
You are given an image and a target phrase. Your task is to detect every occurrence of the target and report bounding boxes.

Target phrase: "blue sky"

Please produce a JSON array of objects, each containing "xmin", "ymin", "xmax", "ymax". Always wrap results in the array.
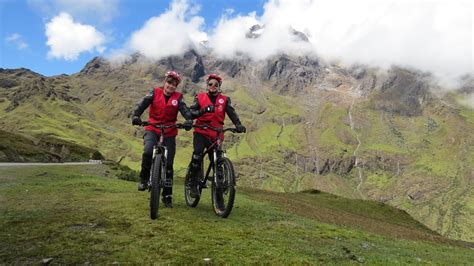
[
  {"xmin": 0, "ymin": 0, "xmax": 264, "ymax": 76},
  {"xmin": 0, "ymin": 0, "xmax": 472, "ymax": 83}
]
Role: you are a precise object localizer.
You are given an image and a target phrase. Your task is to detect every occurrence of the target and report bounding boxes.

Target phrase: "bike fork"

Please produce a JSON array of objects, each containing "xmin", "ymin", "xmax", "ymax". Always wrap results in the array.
[
  {"xmin": 147, "ymin": 148, "xmax": 157, "ymax": 190},
  {"xmin": 213, "ymin": 150, "xmax": 220, "ymax": 188},
  {"xmin": 161, "ymin": 148, "xmax": 172, "ymax": 188}
]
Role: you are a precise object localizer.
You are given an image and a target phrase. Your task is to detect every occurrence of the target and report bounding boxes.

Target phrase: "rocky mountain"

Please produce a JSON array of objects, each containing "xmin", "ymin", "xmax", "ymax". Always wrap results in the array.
[{"xmin": 0, "ymin": 50, "xmax": 473, "ymax": 242}]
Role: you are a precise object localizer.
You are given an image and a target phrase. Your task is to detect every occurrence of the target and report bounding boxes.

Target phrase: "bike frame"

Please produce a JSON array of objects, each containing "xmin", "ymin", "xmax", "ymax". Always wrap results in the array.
[
  {"xmin": 143, "ymin": 122, "xmax": 182, "ymax": 189},
  {"xmin": 194, "ymin": 125, "xmax": 236, "ymax": 188}
]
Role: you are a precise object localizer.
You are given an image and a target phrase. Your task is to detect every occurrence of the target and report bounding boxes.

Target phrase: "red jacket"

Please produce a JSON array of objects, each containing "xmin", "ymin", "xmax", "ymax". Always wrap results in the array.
[
  {"xmin": 145, "ymin": 87, "xmax": 181, "ymax": 137},
  {"xmin": 194, "ymin": 93, "xmax": 227, "ymax": 140}
]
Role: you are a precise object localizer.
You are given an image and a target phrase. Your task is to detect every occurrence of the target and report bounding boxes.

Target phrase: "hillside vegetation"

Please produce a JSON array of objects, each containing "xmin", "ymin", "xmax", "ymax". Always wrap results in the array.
[
  {"xmin": 0, "ymin": 54, "xmax": 473, "ymax": 242},
  {"xmin": 1, "ymin": 165, "xmax": 473, "ymax": 264}
]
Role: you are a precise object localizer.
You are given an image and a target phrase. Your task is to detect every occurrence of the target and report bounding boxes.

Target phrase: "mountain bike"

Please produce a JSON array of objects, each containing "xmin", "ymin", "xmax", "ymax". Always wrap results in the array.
[
  {"xmin": 184, "ymin": 125, "xmax": 243, "ymax": 218},
  {"xmin": 141, "ymin": 122, "xmax": 184, "ymax": 220}
]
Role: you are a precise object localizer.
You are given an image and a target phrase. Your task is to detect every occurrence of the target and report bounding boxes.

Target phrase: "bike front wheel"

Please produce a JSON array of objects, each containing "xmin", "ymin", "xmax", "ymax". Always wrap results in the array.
[
  {"xmin": 211, "ymin": 157, "xmax": 236, "ymax": 218},
  {"xmin": 150, "ymin": 155, "xmax": 164, "ymax": 220}
]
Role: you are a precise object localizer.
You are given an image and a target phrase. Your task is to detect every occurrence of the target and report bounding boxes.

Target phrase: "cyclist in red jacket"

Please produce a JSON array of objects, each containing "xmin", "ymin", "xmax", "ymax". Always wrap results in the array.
[
  {"xmin": 188, "ymin": 73, "xmax": 246, "ymax": 197},
  {"xmin": 132, "ymin": 71, "xmax": 193, "ymax": 208}
]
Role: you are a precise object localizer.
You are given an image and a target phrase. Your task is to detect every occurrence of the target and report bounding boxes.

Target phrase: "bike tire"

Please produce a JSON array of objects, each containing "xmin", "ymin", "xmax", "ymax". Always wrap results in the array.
[
  {"xmin": 150, "ymin": 155, "xmax": 163, "ymax": 220},
  {"xmin": 211, "ymin": 157, "xmax": 236, "ymax": 218},
  {"xmin": 184, "ymin": 165, "xmax": 201, "ymax": 207}
]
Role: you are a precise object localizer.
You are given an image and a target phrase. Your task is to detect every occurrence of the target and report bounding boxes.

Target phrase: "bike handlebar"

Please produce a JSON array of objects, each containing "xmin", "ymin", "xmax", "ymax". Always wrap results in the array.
[
  {"xmin": 138, "ymin": 122, "xmax": 242, "ymax": 133},
  {"xmin": 141, "ymin": 122, "xmax": 185, "ymax": 129},
  {"xmin": 192, "ymin": 124, "xmax": 241, "ymax": 133}
]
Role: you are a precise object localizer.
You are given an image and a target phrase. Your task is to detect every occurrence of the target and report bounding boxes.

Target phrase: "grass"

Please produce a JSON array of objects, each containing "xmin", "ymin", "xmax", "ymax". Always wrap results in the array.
[
  {"xmin": 459, "ymin": 105, "xmax": 474, "ymax": 124},
  {"xmin": 314, "ymin": 103, "xmax": 354, "ymax": 155},
  {"xmin": 1, "ymin": 165, "xmax": 473, "ymax": 264},
  {"xmin": 365, "ymin": 172, "xmax": 392, "ymax": 189}
]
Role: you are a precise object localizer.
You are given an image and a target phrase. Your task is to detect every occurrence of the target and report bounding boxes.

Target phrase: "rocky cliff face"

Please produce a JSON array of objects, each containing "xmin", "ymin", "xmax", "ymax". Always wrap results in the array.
[{"xmin": 374, "ymin": 67, "xmax": 433, "ymax": 116}]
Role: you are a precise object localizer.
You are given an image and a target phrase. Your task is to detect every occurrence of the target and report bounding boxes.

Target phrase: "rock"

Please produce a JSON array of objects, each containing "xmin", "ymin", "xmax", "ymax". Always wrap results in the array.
[
  {"xmin": 362, "ymin": 242, "xmax": 369, "ymax": 249},
  {"xmin": 41, "ymin": 258, "xmax": 53, "ymax": 265},
  {"xmin": 262, "ymin": 55, "xmax": 322, "ymax": 94},
  {"xmin": 290, "ymin": 27, "xmax": 309, "ymax": 42},
  {"xmin": 0, "ymin": 78, "xmax": 19, "ymax": 88},
  {"xmin": 246, "ymin": 24, "xmax": 264, "ymax": 39},
  {"xmin": 374, "ymin": 67, "xmax": 432, "ymax": 116}
]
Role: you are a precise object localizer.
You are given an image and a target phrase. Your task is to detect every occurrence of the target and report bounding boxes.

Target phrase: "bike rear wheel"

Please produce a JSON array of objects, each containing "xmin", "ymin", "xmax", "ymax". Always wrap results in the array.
[
  {"xmin": 184, "ymin": 165, "xmax": 201, "ymax": 207},
  {"xmin": 150, "ymin": 155, "xmax": 163, "ymax": 220},
  {"xmin": 211, "ymin": 157, "xmax": 236, "ymax": 218}
]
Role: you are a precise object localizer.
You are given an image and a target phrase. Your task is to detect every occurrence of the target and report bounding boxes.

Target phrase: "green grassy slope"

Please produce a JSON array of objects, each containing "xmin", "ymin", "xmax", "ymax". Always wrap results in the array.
[
  {"xmin": 348, "ymin": 100, "xmax": 474, "ymax": 242},
  {"xmin": 1, "ymin": 165, "xmax": 473, "ymax": 264},
  {"xmin": 0, "ymin": 129, "xmax": 99, "ymax": 162}
]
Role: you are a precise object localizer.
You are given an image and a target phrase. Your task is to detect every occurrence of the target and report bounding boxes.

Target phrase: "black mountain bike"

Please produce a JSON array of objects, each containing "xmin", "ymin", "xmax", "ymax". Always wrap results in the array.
[
  {"xmin": 141, "ymin": 122, "xmax": 184, "ymax": 220},
  {"xmin": 184, "ymin": 125, "xmax": 243, "ymax": 218}
]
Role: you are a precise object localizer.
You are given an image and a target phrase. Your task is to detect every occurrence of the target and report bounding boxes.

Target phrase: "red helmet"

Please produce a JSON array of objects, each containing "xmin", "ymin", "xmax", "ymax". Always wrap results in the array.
[
  {"xmin": 206, "ymin": 73, "xmax": 223, "ymax": 85},
  {"xmin": 165, "ymin": 71, "xmax": 181, "ymax": 84}
]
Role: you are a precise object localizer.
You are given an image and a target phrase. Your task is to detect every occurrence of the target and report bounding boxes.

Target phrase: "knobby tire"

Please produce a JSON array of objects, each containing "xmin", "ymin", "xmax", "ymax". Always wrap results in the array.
[
  {"xmin": 184, "ymin": 165, "xmax": 201, "ymax": 207},
  {"xmin": 211, "ymin": 157, "xmax": 236, "ymax": 218},
  {"xmin": 150, "ymin": 155, "xmax": 163, "ymax": 220}
]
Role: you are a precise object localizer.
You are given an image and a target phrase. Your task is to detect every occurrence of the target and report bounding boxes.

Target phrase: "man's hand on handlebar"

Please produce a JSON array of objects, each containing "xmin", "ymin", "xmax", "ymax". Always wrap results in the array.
[
  {"xmin": 132, "ymin": 116, "xmax": 142, "ymax": 126},
  {"xmin": 183, "ymin": 120, "xmax": 193, "ymax": 131},
  {"xmin": 235, "ymin": 124, "xmax": 246, "ymax": 133}
]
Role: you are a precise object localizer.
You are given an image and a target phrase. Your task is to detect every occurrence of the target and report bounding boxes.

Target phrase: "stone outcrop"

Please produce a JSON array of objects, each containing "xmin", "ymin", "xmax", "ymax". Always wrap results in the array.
[{"xmin": 374, "ymin": 67, "xmax": 433, "ymax": 116}]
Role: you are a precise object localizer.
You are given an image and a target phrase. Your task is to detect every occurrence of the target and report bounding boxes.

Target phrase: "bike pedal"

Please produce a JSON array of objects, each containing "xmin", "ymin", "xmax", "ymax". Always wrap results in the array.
[
  {"xmin": 201, "ymin": 180, "xmax": 209, "ymax": 188},
  {"xmin": 163, "ymin": 180, "xmax": 173, "ymax": 187}
]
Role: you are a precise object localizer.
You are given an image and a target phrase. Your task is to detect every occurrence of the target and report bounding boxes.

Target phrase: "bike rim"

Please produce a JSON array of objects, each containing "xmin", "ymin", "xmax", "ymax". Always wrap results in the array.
[{"xmin": 212, "ymin": 159, "xmax": 235, "ymax": 217}]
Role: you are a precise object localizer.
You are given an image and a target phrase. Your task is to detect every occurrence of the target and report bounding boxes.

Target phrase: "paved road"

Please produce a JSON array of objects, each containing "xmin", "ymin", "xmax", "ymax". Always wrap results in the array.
[{"xmin": 0, "ymin": 162, "xmax": 102, "ymax": 167}]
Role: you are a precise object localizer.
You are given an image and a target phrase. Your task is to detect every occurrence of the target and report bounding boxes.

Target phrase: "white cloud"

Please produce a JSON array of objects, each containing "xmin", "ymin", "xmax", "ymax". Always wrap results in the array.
[
  {"xmin": 5, "ymin": 33, "xmax": 29, "ymax": 50},
  {"xmin": 108, "ymin": 49, "xmax": 132, "ymax": 66},
  {"xmin": 458, "ymin": 92, "xmax": 474, "ymax": 108},
  {"xmin": 46, "ymin": 12, "xmax": 106, "ymax": 61},
  {"xmin": 209, "ymin": 0, "xmax": 473, "ymax": 84},
  {"xmin": 116, "ymin": 0, "xmax": 472, "ymax": 85},
  {"xmin": 467, "ymin": 94, "xmax": 474, "ymax": 108},
  {"xmin": 128, "ymin": 0, "xmax": 207, "ymax": 60},
  {"xmin": 28, "ymin": 0, "xmax": 119, "ymax": 23},
  {"xmin": 210, "ymin": 11, "xmax": 314, "ymax": 60}
]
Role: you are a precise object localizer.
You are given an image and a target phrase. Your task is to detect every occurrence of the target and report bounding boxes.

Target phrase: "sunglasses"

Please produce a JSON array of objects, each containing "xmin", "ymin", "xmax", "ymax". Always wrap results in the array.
[{"xmin": 208, "ymin": 82, "xmax": 220, "ymax": 88}]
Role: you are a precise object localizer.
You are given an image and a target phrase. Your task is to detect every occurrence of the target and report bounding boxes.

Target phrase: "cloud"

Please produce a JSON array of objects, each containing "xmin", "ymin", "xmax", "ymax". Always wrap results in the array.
[
  {"xmin": 107, "ymin": 48, "xmax": 132, "ymax": 66},
  {"xmin": 45, "ymin": 12, "xmax": 106, "ymax": 61},
  {"xmin": 463, "ymin": 93, "xmax": 474, "ymax": 108},
  {"xmin": 210, "ymin": 11, "xmax": 314, "ymax": 60},
  {"xmin": 116, "ymin": 0, "xmax": 471, "ymax": 85},
  {"xmin": 128, "ymin": 0, "xmax": 207, "ymax": 60},
  {"xmin": 5, "ymin": 33, "xmax": 29, "ymax": 50},
  {"xmin": 209, "ymin": 0, "xmax": 472, "ymax": 85},
  {"xmin": 28, "ymin": 0, "xmax": 119, "ymax": 23}
]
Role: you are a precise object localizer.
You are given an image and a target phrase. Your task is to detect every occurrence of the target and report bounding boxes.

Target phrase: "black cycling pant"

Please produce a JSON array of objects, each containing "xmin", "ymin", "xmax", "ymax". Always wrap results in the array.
[
  {"xmin": 189, "ymin": 133, "xmax": 215, "ymax": 177},
  {"xmin": 139, "ymin": 131, "xmax": 176, "ymax": 197}
]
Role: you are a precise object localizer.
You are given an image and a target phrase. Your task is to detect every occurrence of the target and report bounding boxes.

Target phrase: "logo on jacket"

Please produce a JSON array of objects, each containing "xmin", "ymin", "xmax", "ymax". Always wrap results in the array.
[
  {"xmin": 218, "ymin": 98, "xmax": 224, "ymax": 104},
  {"xmin": 171, "ymin": 99, "xmax": 178, "ymax": 106}
]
